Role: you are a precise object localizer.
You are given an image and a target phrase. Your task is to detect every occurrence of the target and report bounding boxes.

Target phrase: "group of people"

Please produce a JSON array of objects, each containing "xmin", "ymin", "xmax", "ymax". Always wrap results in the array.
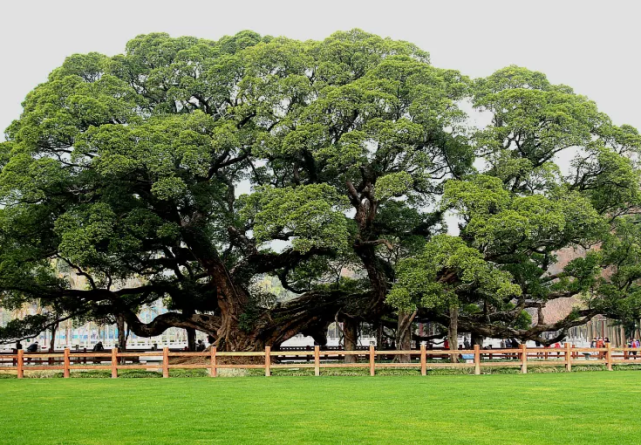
[
  {"xmin": 499, "ymin": 339, "xmax": 521, "ymax": 349},
  {"xmin": 590, "ymin": 337, "xmax": 611, "ymax": 348},
  {"xmin": 182, "ymin": 338, "xmax": 211, "ymax": 351},
  {"xmin": 14, "ymin": 337, "xmax": 215, "ymax": 354},
  {"xmin": 14, "ymin": 340, "xmax": 40, "ymax": 352},
  {"xmin": 441, "ymin": 338, "xmax": 472, "ymax": 350},
  {"xmin": 627, "ymin": 338, "xmax": 640, "ymax": 357},
  {"xmin": 587, "ymin": 337, "xmax": 641, "ymax": 359},
  {"xmin": 93, "ymin": 338, "xmax": 210, "ymax": 351}
]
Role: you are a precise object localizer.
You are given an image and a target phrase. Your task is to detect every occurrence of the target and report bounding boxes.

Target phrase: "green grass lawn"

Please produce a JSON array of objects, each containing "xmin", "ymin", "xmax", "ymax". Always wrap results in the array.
[{"xmin": 1, "ymin": 372, "xmax": 639, "ymax": 444}]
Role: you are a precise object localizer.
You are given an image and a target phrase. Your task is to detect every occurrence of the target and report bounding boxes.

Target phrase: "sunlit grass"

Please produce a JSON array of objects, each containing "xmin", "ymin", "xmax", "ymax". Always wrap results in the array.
[{"xmin": 1, "ymin": 372, "xmax": 639, "ymax": 444}]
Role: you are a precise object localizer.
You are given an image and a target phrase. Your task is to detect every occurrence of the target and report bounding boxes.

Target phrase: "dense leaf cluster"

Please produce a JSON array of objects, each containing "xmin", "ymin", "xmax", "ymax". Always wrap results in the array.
[{"xmin": 1, "ymin": 31, "xmax": 640, "ymax": 346}]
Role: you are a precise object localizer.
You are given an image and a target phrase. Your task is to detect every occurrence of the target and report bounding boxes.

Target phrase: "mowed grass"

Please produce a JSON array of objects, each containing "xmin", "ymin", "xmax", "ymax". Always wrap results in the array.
[{"xmin": 1, "ymin": 372, "xmax": 640, "ymax": 444}]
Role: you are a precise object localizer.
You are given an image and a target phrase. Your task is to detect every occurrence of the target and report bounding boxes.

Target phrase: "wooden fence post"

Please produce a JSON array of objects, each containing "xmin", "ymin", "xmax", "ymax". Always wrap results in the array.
[
  {"xmin": 474, "ymin": 344, "xmax": 481, "ymax": 375},
  {"xmin": 265, "ymin": 346, "xmax": 271, "ymax": 377},
  {"xmin": 420, "ymin": 344, "xmax": 427, "ymax": 376},
  {"xmin": 17, "ymin": 349, "xmax": 24, "ymax": 379},
  {"xmin": 606, "ymin": 343, "xmax": 613, "ymax": 371},
  {"xmin": 369, "ymin": 345, "xmax": 375, "ymax": 376},
  {"xmin": 63, "ymin": 348, "xmax": 70, "ymax": 378},
  {"xmin": 111, "ymin": 348, "xmax": 118, "ymax": 378},
  {"xmin": 162, "ymin": 347, "xmax": 169, "ymax": 378},
  {"xmin": 521, "ymin": 344, "xmax": 528, "ymax": 374},
  {"xmin": 210, "ymin": 347, "xmax": 217, "ymax": 377},
  {"xmin": 314, "ymin": 346, "xmax": 320, "ymax": 377},
  {"xmin": 565, "ymin": 342, "xmax": 572, "ymax": 372}
]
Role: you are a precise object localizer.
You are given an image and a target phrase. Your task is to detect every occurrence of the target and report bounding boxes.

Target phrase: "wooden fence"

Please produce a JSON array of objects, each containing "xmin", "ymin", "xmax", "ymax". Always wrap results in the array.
[{"xmin": 1, "ymin": 343, "xmax": 640, "ymax": 378}]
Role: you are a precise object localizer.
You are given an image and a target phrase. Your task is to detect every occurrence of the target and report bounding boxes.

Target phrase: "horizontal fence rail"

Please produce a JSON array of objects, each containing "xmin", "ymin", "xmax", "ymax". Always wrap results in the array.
[{"xmin": 1, "ymin": 343, "xmax": 640, "ymax": 378}]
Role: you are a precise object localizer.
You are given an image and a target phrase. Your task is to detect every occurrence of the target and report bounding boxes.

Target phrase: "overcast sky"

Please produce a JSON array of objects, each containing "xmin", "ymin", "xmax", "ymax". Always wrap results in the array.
[{"xmin": 1, "ymin": 0, "xmax": 639, "ymax": 138}]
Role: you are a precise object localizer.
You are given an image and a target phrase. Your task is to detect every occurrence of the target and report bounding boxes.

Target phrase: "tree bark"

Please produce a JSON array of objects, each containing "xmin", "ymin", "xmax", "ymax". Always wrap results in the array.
[
  {"xmin": 49, "ymin": 322, "xmax": 58, "ymax": 352},
  {"xmin": 116, "ymin": 314, "xmax": 127, "ymax": 352},
  {"xmin": 395, "ymin": 311, "xmax": 414, "ymax": 362},
  {"xmin": 183, "ymin": 308, "xmax": 197, "ymax": 351},
  {"xmin": 449, "ymin": 306, "xmax": 459, "ymax": 364},
  {"xmin": 180, "ymin": 224, "xmax": 253, "ymax": 351},
  {"xmin": 343, "ymin": 318, "xmax": 358, "ymax": 363},
  {"xmin": 109, "ymin": 282, "xmax": 374, "ymax": 354},
  {"xmin": 471, "ymin": 332, "xmax": 484, "ymax": 347},
  {"xmin": 353, "ymin": 244, "xmax": 392, "ymax": 317},
  {"xmin": 186, "ymin": 328, "xmax": 196, "ymax": 351}
]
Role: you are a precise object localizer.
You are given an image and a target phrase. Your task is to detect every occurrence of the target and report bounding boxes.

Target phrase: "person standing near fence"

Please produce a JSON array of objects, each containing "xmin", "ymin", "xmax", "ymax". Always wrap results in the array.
[
  {"xmin": 627, "ymin": 338, "xmax": 633, "ymax": 357},
  {"xmin": 553, "ymin": 341, "xmax": 561, "ymax": 359},
  {"xmin": 505, "ymin": 338, "xmax": 520, "ymax": 360},
  {"xmin": 596, "ymin": 337, "xmax": 604, "ymax": 359},
  {"xmin": 92, "ymin": 340, "xmax": 104, "ymax": 364},
  {"xmin": 25, "ymin": 341, "xmax": 38, "ymax": 363}
]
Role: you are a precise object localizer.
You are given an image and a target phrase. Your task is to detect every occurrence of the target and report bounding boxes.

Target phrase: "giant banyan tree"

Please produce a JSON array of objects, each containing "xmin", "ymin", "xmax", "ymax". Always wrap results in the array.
[{"xmin": 2, "ymin": 30, "xmax": 641, "ymax": 351}]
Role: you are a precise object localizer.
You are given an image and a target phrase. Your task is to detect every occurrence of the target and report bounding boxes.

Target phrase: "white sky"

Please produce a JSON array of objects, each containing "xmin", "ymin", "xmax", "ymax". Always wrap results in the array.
[{"xmin": 1, "ymin": 0, "xmax": 640, "ymax": 138}]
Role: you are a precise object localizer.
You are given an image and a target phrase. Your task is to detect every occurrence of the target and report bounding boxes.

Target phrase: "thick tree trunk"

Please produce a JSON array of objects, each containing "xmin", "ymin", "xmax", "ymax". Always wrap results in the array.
[
  {"xmin": 301, "ymin": 323, "xmax": 329, "ymax": 348},
  {"xmin": 181, "ymin": 226, "xmax": 252, "ymax": 351},
  {"xmin": 183, "ymin": 308, "xmax": 197, "ymax": 351},
  {"xmin": 209, "ymin": 267, "xmax": 249, "ymax": 350},
  {"xmin": 118, "ymin": 246, "xmax": 375, "ymax": 353},
  {"xmin": 471, "ymin": 332, "xmax": 484, "ymax": 347},
  {"xmin": 343, "ymin": 318, "xmax": 359, "ymax": 363},
  {"xmin": 449, "ymin": 306, "xmax": 459, "ymax": 364},
  {"xmin": 395, "ymin": 311, "xmax": 414, "ymax": 362},
  {"xmin": 116, "ymin": 314, "xmax": 127, "ymax": 352},
  {"xmin": 49, "ymin": 322, "xmax": 58, "ymax": 352},
  {"xmin": 166, "ymin": 225, "xmax": 389, "ymax": 353},
  {"xmin": 354, "ymin": 244, "xmax": 392, "ymax": 317},
  {"xmin": 186, "ymin": 328, "xmax": 196, "ymax": 351}
]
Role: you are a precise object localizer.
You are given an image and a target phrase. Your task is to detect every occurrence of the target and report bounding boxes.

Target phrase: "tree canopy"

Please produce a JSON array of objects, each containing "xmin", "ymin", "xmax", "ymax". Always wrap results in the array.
[{"xmin": 1, "ymin": 30, "xmax": 640, "ymax": 350}]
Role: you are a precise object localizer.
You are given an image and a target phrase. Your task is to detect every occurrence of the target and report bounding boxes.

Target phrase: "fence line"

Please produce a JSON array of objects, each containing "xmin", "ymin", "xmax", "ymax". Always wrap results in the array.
[{"xmin": 2, "ymin": 343, "xmax": 640, "ymax": 378}]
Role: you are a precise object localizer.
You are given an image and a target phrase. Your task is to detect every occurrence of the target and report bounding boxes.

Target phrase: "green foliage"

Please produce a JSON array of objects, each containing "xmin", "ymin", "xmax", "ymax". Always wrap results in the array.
[
  {"xmin": 389, "ymin": 235, "xmax": 521, "ymax": 312},
  {"xmin": 1, "ymin": 31, "xmax": 640, "ymax": 345},
  {"xmin": 387, "ymin": 65, "xmax": 641, "ymax": 336},
  {"xmin": 375, "ymin": 172, "xmax": 414, "ymax": 201},
  {"xmin": 240, "ymin": 184, "xmax": 350, "ymax": 253},
  {"xmin": 0, "ymin": 315, "xmax": 53, "ymax": 340}
]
